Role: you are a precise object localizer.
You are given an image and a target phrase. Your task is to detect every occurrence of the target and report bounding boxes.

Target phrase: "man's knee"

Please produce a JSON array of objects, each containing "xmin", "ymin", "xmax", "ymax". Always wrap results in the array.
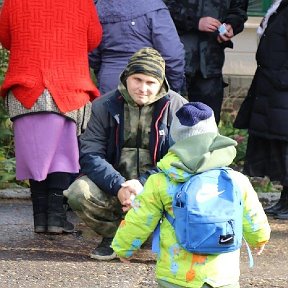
[{"xmin": 63, "ymin": 175, "xmax": 92, "ymax": 211}]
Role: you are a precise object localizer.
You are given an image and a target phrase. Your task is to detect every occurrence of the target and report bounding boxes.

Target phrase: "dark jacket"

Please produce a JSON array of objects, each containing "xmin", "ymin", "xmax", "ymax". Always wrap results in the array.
[
  {"xmin": 241, "ymin": 1, "xmax": 288, "ymax": 140},
  {"xmin": 79, "ymin": 88, "xmax": 187, "ymax": 196},
  {"xmin": 164, "ymin": 0, "xmax": 248, "ymax": 77},
  {"xmin": 89, "ymin": 0, "xmax": 185, "ymax": 94}
]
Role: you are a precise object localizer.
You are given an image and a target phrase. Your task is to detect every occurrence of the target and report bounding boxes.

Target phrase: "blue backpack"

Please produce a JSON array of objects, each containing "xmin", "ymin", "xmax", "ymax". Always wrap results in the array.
[{"xmin": 152, "ymin": 168, "xmax": 244, "ymax": 255}]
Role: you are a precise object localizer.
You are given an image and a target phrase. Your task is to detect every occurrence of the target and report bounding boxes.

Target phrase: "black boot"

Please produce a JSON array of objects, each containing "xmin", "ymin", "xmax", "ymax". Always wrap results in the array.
[
  {"xmin": 30, "ymin": 179, "xmax": 48, "ymax": 233},
  {"xmin": 264, "ymin": 187, "xmax": 288, "ymax": 215},
  {"xmin": 274, "ymin": 206, "xmax": 288, "ymax": 220},
  {"xmin": 47, "ymin": 172, "xmax": 74, "ymax": 234}
]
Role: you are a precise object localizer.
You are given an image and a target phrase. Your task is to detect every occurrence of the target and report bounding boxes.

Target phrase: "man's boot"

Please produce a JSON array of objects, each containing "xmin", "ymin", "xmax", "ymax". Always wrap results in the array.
[
  {"xmin": 47, "ymin": 172, "xmax": 74, "ymax": 234},
  {"xmin": 264, "ymin": 186, "xmax": 288, "ymax": 215},
  {"xmin": 30, "ymin": 179, "xmax": 48, "ymax": 233}
]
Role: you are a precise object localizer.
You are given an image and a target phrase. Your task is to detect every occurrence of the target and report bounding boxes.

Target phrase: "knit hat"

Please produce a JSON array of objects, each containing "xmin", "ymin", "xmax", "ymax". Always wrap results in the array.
[
  {"xmin": 121, "ymin": 47, "xmax": 165, "ymax": 84},
  {"xmin": 169, "ymin": 102, "xmax": 218, "ymax": 145}
]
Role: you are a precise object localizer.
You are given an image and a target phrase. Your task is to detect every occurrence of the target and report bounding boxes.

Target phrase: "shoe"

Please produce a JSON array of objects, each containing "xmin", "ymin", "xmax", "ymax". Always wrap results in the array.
[
  {"xmin": 264, "ymin": 201, "xmax": 287, "ymax": 215},
  {"xmin": 33, "ymin": 213, "xmax": 47, "ymax": 233},
  {"xmin": 274, "ymin": 206, "xmax": 288, "ymax": 220},
  {"xmin": 90, "ymin": 237, "xmax": 117, "ymax": 261},
  {"xmin": 274, "ymin": 212, "xmax": 288, "ymax": 220},
  {"xmin": 47, "ymin": 217, "xmax": 75, "ymax": 234}
]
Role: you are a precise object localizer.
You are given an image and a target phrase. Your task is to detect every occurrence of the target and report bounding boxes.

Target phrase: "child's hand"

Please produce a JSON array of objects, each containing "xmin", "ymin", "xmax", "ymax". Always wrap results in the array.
[
  {"xmin": 253, "ymin": 243, "xmax": 266, "ymax": 255},
  {"xmin": 119, "ymin": 257, "xmax": 131, "ymax": 263}
]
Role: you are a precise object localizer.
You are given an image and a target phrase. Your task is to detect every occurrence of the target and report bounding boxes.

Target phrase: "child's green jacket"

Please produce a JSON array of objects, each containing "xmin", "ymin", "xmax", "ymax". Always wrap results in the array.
[{"xmin": 112, "ymin": 132, "xmax": 271, "ymax": 288}]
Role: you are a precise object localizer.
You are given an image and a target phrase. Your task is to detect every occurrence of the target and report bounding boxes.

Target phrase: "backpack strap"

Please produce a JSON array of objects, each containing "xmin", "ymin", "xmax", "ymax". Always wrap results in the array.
[
  {"xmin": 164, "ymin": 211, "xmax": 175, "ymax": 226},
  {"xmin": 152, "ymin": 221, "xmax": 161, "ymax": 255},
  {"xmin": 152, "ymin": 211, "xmax": 174, "ymax": 255},
  {"xmin": 244, "ymin": 238, "xmax": 254, "ymax": 268}
]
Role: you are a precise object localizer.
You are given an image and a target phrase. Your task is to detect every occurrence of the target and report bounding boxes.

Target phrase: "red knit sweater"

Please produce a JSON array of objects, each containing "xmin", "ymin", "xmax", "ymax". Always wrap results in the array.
[{"xmin": 0, "ymin": 0, "xmax": 102, "ymax": 113}]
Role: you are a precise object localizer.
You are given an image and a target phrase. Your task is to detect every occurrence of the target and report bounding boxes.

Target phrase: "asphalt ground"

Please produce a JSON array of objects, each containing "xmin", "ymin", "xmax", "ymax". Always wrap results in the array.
[{"xmin": 0, "ymin": 198, "xmax": 287, "ymax": 288}]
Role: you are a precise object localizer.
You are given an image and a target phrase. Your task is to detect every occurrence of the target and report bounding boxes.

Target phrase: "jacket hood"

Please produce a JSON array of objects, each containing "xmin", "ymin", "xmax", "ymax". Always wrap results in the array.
[
  {"xmin": 157, "ymin": 132, "xmax": 237, "ymax": 182},
  {"xmin": 96, "ymin": 0, "xmax": 167, "ymax": 23}
]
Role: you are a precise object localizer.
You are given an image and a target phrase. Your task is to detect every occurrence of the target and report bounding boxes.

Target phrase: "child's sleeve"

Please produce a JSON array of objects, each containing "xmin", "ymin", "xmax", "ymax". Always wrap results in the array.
[
  {"xmin": 236, "ymin": 172, "xmax": 271, "ymax": 247},
  {"xmin": 111, "ymin": 174, "xmax": 164, "ymax": 259}
]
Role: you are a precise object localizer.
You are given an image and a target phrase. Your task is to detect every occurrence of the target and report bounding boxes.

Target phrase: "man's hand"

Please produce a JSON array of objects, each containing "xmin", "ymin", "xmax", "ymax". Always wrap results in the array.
[
  {"xmin": 117, "ymin": 180, "xmax": 143, "ymax": 212},
  {"xmin": 199, "ymin": 17, "xmax": 221, "ymax": 32},
  {"xmin": 217, "ymin": 24, "xmax": 234, "ymax": 43}
]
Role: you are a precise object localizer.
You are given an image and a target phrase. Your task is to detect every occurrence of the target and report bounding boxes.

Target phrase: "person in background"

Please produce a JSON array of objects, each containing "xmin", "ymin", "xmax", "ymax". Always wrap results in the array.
[
  {"xmin": 0, "ymin": 0, "xmax": 102, "ymax": 234},
  {"xmin": 64, "ymin": 47, "xmax": 187, "ymax": 260},
  {"xmin": 234, "ymin": 0, "xmax": 288, "ymax": 220},
  {"xmin": 164, "ymin": 0, "xmax": 248, "ymax": 124},
  {"xmin": 112, "ymin": 102, "xmax": 270, "ymax": 288},
  {"xmin": 89, "ymin": 0, "xmax": 185, "ymax": 95}
]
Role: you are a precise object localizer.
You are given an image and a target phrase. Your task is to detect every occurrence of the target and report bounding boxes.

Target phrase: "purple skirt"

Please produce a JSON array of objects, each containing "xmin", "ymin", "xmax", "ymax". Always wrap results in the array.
[{"xmin": 13, "ymin": 113, "xmax": 80, "ymax": 181}]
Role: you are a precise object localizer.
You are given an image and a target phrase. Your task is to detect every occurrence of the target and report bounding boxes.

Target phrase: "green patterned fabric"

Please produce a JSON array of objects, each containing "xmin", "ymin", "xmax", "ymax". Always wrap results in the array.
[{"xmin": 112, "ymin": 134, "xmax": 270, "ymax": 287}]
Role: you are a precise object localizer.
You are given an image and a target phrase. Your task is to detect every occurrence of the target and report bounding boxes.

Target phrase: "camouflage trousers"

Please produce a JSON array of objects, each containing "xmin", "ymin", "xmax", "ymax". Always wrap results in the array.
[{"xmin": 63, "ymin": 175, "xmax": 123, "ymax": 238}]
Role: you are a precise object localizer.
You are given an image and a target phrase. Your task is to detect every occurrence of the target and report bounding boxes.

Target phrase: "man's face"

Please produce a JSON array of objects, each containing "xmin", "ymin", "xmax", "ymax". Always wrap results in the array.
[{"xmin": 126, "ymin": 73, "xmax": 161, "ymax": 106}]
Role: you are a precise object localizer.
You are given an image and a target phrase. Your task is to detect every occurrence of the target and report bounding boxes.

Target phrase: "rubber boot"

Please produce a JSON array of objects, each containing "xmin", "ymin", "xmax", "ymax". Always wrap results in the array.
[
  {"xmin": 265, "ymin": 186, "xmax": 288, "ymax": 216},
  {"xmin": 30, "ymin": 179, "xmax": 48, "ymax": 233},
  {"xmin": 47, "ymin": 172, "xmax": 75, "ymax": 234}
]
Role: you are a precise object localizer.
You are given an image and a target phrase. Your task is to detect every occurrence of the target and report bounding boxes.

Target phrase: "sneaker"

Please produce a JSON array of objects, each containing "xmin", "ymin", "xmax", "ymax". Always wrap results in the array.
[{"xmin": 90, "ymin": 237, "xmax": 117, "ymax": 261}]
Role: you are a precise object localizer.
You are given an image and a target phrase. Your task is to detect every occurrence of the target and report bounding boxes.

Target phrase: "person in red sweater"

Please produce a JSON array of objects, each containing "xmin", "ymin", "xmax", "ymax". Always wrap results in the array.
[{"xmin": 0, "ymin": 0, "xmax": 102, "ymax": 234}]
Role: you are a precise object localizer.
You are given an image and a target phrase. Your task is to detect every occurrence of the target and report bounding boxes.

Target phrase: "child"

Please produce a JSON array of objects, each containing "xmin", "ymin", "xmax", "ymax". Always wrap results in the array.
[{"xmin": 111, "ymin": 102, "xmax": 271, "ymax": 288}]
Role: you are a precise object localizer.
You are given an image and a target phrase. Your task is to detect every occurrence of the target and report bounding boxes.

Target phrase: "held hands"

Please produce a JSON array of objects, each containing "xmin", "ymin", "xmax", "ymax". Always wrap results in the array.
[{"xmin": 117, "ymin": 179, "xmax": 143, "ymax": 212}]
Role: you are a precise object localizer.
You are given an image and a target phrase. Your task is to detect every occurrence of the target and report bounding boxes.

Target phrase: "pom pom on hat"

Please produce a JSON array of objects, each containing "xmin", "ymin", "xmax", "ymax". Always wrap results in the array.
[{"xmin": 169, "ymin": 102, "xmax": 218, "ymax": 145}]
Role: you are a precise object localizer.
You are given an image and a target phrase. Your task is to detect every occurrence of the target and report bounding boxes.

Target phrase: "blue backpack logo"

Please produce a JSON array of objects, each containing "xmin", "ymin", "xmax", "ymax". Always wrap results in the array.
[{"xmin": 165, "ymin": 168, "xmax": 243, "ymax": 254}]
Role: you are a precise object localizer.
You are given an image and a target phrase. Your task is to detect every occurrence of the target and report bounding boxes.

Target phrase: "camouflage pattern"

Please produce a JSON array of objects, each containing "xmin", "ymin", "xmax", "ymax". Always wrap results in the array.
[
  {"xmin": 163, "ymin": 0, "xmax": 247, "ymax": 122},
  {"xmin": 118, "ymin": 102, "xmax": 154, "ymax": 179},
  {"xmin": 65, "ymin": 94, "xmax": 156, "ymax": 236},
  {"xmin": 163, "ymin": 0, "xmax": 248, "ymax": 77},
  {"xmin": 64, "ymin": 176, "xmax": 122, "ymax": 238},
  {"xmin": 163, "ymin": 0, "xmax": 248, "ymax": 34},
  {"xmin": 120, "ymin": 47, "xmax": 165, "ymax": 85}
]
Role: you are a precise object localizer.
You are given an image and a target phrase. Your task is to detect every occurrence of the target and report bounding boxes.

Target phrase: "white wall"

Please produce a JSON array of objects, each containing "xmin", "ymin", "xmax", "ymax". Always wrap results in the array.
[{"xmin": 223, "ymin": 17, "xmax": 262, "ymax": 76}]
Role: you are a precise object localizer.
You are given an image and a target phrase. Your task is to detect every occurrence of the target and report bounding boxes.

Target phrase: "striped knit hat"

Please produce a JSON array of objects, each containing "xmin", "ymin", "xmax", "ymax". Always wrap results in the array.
[{"xmin": 121, "ymin": 47, "xmax": 165, "ymax": 84}]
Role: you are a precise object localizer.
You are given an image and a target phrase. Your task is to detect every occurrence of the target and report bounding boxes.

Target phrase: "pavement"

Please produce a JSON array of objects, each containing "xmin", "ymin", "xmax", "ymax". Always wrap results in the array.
[{"xmin": 0, "ymin": 190, "xmax": 287, "ymax": 288}]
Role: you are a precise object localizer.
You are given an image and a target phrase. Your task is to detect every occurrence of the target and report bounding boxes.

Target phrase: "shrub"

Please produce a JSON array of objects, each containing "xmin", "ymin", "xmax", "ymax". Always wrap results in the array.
[
  {"xmin": 219, "ymin": 112, "xmax": 281, "ymax": 192},
  {"xmin": 0, "ymin": 47, "xmax": 18, "ymax": 188}
]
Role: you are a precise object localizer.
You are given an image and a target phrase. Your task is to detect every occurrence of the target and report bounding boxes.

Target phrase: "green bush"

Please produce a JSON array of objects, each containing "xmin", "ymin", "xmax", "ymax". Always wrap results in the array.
[
  {"xmin": 219, "ymin": 112, "xmax": 248, "ymax": 168},
  {"xmin": 0, "ymin": 47, "xmax": 18, "ymax": 188}
]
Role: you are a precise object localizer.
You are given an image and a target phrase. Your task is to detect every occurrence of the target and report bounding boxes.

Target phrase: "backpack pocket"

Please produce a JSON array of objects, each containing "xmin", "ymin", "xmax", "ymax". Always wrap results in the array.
[
  {"xmin": 184, "ymin": 217, "xmax": 237, "ymax": 254},
  {"xmin": 172, "ymin": 206, "xmax": 238, "ymax": 254}
]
